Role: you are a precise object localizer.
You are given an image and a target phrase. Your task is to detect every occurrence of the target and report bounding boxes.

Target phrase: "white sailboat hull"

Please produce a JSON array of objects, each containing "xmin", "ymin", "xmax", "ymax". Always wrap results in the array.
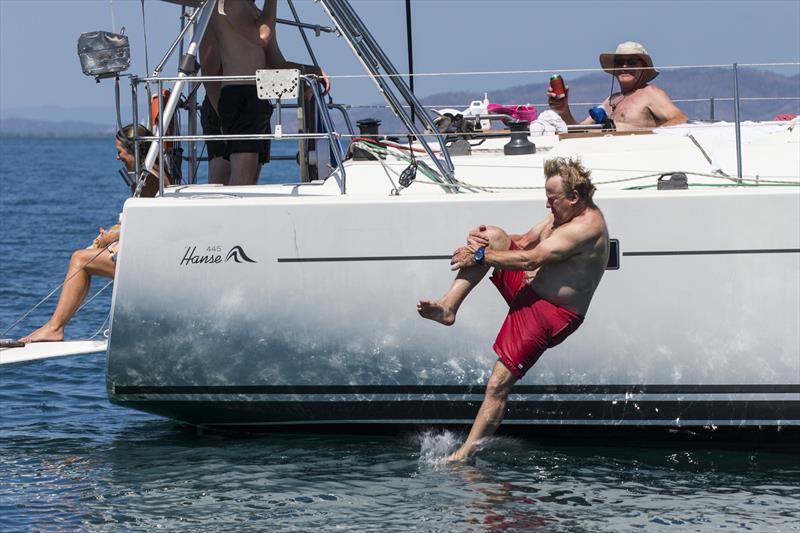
[{"xmin": 105, "ymin": 183, "xmax": 800, "ymax": 429}]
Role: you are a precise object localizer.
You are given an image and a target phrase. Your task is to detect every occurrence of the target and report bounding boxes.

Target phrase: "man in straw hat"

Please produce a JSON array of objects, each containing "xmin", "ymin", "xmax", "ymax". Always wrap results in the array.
[{"xmin": 547, "ymin": 41, "xmax": 687, "ymax": 131}]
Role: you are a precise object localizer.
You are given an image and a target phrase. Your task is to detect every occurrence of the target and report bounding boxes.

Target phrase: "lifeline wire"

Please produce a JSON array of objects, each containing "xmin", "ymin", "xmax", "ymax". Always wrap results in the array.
[
  {"xmin": 0, "ymin": 246, "xmax": 112, "ymax": 337},
  {"xmin": 310, "ymin": 95, "xmax": 800, "ymax": 110},
  {"xmin": 76, "ymin": 280, "xmax": 114, "ymax": 315},
  {"xmin": 321, "ymin": 62, "xmax": 800, "ymax": 81},
  {"xmin": 89, "ymin": 312, "xmax": 112, "ymax": 341}
]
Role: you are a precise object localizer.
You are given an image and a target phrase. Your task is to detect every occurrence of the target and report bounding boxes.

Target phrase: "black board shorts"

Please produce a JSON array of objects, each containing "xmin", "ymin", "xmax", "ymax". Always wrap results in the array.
[
  {"xmin": 200, "ymin": 96, "xmax": 227, "ymax": 160},
  {"xmin": 218, "ymin": 85, "xmax": 273, "ymax": 164}
]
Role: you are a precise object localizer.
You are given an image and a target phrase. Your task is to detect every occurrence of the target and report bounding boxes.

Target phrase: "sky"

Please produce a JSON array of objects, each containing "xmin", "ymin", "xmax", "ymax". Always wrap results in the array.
[{"xmin": 0, "ymin": 0, "xmax": 798, "ymax": 122}]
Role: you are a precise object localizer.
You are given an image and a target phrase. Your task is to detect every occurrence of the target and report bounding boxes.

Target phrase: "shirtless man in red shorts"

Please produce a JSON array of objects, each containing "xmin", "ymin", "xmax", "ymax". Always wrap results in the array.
[{"xmin": 417, "ymin": 157, "xmax": 609, "ymax": 461}]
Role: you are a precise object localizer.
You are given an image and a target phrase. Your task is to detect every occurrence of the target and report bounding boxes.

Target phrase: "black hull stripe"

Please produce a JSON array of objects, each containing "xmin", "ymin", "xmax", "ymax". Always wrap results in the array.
[
  {"xmin": 277, "ymin": 249, "xmax": 800, "ymax": 263},
  {"xmin": 624, "ymin": 249, "xmax": 800, "ymax": 257},
  {"xmin": 115, "ymin": 400, "xmax": 800, "ymax": 426},
  {"xmin": 113, "ymin": 384, "xmax": 800, "ymax": 395},
  {"xmin": 278, "ymin": 255, "xmax": 450, "ymax": 262}
]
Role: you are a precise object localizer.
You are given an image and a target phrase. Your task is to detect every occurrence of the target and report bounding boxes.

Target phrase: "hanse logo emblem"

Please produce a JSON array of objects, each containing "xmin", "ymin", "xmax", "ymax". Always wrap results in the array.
[
  {"xmin": 180, "ymin": 245, "xmax": 257, "ymax": 266},
  {"xmin": 225, "ymin": 246, "xmax": 256, "ymax": 263}
]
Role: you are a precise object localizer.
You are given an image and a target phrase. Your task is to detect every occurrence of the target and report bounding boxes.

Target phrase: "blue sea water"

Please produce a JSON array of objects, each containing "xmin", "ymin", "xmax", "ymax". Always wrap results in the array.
[{"xmin": 1, "ymin": 138, "xmax": 799, "ymax": 532}]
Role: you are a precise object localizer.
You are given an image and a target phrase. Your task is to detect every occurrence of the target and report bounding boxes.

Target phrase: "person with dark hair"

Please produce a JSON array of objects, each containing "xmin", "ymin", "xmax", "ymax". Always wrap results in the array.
[
  {"xmin": 417, "ymin": 157, "xmax": 610, "ymax": 461},
  {"xmin": 19, "ymin": 125, "xmax": 169, "ymax": 343},
  {"xmin": 115, "ymin": 123, "xmax": 171, "ymax": 196},
  {"xmin": 547, "ymin": 41, "xmax": 687, "ymax": 131}
]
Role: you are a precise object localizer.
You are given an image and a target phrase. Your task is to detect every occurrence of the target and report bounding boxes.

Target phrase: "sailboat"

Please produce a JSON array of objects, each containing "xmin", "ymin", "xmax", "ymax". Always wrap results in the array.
[{"xmin": 4, "ymin": 0, "xmax": 798, "ymax": 437}]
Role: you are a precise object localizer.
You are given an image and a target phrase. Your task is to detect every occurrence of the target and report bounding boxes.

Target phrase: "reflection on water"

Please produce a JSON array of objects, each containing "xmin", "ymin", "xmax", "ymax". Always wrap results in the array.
[{"xmin": 1, "ymin": 139, "xmax": 799, "ymax": 531}]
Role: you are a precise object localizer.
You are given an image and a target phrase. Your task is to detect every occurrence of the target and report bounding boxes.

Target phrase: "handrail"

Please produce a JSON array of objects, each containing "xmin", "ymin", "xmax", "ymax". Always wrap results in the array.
[
  {"xmin": 307, "ymin": 79, "xmax": 348, "ymax": 193},
  {"xmin": 276, "ymin": 16, "xmax": 336, "ymax": 36}
]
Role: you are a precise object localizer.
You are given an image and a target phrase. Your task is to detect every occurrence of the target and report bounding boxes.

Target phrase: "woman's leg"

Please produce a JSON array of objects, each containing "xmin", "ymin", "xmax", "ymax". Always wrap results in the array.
[{"xmin": 19, "ymin": 249, "xmax": 116, "ymax": 342}]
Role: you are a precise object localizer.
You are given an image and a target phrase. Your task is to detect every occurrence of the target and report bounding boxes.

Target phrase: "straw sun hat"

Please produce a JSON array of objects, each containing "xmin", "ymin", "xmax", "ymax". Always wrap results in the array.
[{"xmin": 599, "ymin": 41, "xmax": 660, "ymax": 83}]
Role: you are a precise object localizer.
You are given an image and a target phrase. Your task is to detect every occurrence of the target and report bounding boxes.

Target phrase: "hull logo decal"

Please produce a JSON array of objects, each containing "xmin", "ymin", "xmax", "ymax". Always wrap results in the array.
[
  {"xmin": 180, "ymin": 245, "xmax": 257, "ymax": 266},
  {"xmin": 225, "ymin": 246, "xmax": 257, "ymax": 264}
]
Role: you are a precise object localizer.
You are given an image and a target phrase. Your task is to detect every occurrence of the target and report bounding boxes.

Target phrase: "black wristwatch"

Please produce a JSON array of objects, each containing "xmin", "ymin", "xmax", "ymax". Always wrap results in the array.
[{"xmin": 474, "ymin": 246, "xmax": 486, "ymax": 266}]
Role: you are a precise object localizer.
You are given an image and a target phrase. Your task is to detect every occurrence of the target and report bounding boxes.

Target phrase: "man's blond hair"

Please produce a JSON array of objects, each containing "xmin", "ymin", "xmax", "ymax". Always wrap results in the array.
[{"xmin": 543, "ymin": 157, "xmax": 596, "ymax": 201}]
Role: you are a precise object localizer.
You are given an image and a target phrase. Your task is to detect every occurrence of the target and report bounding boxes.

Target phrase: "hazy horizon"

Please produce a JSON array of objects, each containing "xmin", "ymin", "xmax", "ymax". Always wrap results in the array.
[{"xmin": 1, "ymin": 0, "xmax": 798, "ymax": 125}]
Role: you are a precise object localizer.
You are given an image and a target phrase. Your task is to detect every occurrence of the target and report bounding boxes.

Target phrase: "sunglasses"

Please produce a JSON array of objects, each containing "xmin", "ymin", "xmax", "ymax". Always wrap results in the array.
[{"xmin": 614, "ymin": 57, "xmax": 644, "ymax": 67}]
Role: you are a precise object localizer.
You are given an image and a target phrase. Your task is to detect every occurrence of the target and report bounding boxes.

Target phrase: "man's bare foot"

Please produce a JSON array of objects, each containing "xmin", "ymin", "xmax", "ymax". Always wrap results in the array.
[
  {"xmin": 445, "ymin": 449, "xmax": 470, "ymax": 463},
  {"xmin": 18, "ymin": 324, "xmax": 64, "ymax": 344},
  {"xmin": 416, "ymin": 299, "xmax": 456, "ymax": 326}
]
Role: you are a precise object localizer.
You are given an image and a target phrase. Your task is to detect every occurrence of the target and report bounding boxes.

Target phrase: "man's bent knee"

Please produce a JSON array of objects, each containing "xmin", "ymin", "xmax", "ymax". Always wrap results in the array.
[{"xmin": 484, "ymin": 226, "xmax": 512, "ymax": 251}]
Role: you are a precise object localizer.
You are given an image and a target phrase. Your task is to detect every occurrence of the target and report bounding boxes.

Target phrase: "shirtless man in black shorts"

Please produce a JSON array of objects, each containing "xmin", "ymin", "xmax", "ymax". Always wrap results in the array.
[
  {"xmin": 199, "ymin": 32, "xmax": 230, "ymax": 184},
  {"xmin": 206, "ymin": 0, "xmax": 275, "ymax": 185},
  {"xmin": 205, "ymin": 0, "xmax": 330, "ymax": 185}
]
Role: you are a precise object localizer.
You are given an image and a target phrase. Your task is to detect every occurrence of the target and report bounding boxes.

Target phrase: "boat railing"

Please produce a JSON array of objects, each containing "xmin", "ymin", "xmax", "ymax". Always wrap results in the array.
[
  {"xmin": 326, "ymin": 59, "xmax": 798, "ymax": 183},
  {"xmin": 348, "ymin": 95, "xmax": 800, "ymax": 123},
  {"xmin": 125, "ymin": 0, "xmax": 361, "ymax": 195},
  {"xmin": 117, "ymin": 0, "xmax": 798, "ymax": 194},
  {"xmin": 130, "ymin": 72, "xmax": 349, "ymax": 193}
]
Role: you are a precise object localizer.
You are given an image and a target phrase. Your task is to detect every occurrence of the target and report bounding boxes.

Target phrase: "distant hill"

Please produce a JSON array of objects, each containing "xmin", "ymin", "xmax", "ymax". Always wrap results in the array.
[
  {"xmin": 0, "ymin": 117, "xmax": 115, "ymax": 138},
  {"xmin": 344, "ymin": 67, "xmax": 800, "ymax": 134},
  {"xmin": 1, "ymin": 68, "xmax": 797, "ymax": 137}
]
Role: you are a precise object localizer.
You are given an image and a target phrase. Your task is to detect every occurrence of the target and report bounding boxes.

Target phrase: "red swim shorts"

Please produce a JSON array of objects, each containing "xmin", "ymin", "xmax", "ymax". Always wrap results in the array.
[{"xmin": 490, "ymin": 242, "xmax": 584, "ymax": 379}]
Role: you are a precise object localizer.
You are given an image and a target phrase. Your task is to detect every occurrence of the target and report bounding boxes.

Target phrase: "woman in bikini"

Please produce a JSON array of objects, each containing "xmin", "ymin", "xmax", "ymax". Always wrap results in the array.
[{"xmin": 19, "ymin": 124, "xmax": 170, "ymax": 343}]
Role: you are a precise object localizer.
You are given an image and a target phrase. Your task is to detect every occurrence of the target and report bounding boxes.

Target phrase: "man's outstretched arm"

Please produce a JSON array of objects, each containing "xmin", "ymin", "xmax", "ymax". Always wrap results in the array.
[{"xmin": 263, "ymin": 19, "xmax": 331, "ymax": 95}]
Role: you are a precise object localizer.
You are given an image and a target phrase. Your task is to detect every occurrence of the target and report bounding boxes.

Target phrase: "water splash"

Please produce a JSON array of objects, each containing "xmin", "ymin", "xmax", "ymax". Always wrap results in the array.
[{"xmin": 417, "ymin": 430, "xmax": 462, "ymax": 466}]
